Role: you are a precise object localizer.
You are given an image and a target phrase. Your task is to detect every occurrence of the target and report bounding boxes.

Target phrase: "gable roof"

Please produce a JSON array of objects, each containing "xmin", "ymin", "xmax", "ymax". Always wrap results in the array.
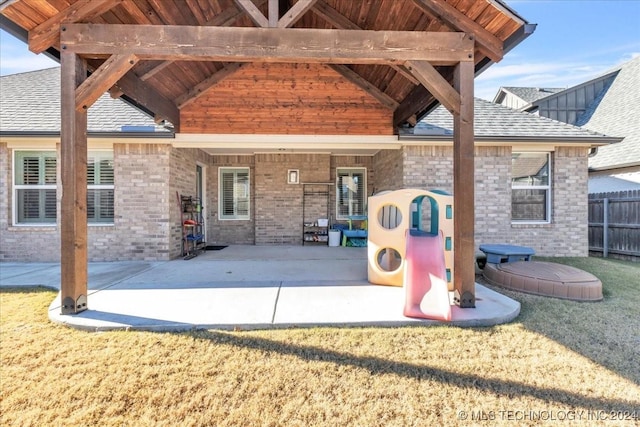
[
  {"xmin": 0, "ymin": 67, "xmax": 168, "ymax": 135},
  {"xmin": 493, "ymin": 86, "xmax": 565, "ymax": 105},
  {"xmin": 577, "ymin": 56, "xmax": 640, "ymax": 170},
  {"xmin": 0, "ymin": 0, "xmax": 533, "ymax": 130},
  {"xmin": 405, "ymin": 97, "xmax": 619, "ymax": 143}
]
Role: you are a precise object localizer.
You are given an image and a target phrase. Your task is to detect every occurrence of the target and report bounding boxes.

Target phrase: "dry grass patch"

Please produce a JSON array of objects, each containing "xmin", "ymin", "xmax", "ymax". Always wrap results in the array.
[{"xmin": 2, "ymin": 258, "xmax": 640, "ymax": 426}]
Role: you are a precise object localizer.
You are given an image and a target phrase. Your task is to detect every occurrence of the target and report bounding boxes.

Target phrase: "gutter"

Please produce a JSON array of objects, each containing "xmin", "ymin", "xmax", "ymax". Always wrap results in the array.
[
  {"xmin": 399, "ymin": 133, "xmax": 623, "ymax": 146},
  {"xmin": 0, "ymin": 131, "xmax": 175, "ymax": 138}
]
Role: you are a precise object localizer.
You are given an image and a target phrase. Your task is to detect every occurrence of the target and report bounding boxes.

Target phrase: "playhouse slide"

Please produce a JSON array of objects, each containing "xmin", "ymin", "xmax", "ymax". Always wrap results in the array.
[{"xmin": 403, "ymin": 230, "xmax": 451, "ymax": 321}]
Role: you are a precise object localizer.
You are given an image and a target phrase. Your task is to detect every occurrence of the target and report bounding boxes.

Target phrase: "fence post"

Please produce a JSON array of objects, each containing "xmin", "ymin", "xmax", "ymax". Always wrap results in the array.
[{"xmin": 603, "ymin": 197, "xmax": 609, "ymax": 258}]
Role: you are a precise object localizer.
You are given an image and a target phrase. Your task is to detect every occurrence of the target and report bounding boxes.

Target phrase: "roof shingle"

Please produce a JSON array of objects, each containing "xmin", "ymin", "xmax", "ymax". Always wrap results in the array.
[{"xmin": 0, "ymin": 67, "xmax": 167, "ymax": 133}]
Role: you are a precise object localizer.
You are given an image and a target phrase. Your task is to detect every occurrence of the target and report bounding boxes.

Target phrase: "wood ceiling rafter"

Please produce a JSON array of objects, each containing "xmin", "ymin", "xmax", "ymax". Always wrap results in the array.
[
  {"xmin": 81, "ymin": 59, "xmax": 181, "ymax": 128},
  {"xmin": 137, "ymin": 0, "xmax": 268, "ymax": 82},
  {"xmin": 327, "ymin": 64, "xmax": 399, "ymax": 110},
  {"xmin": 411, "ymin": 0, "xmax": 503, "ymax": 62},
  {"xmin": 311, "ymin": 0, "xmax": 420, "ymax": 86},
  {"xmin": 174, "ymin": 0, "xmax": 316, "ymax": 109},
  {"xmin": 234, "ymin": 0, "xmax": 269, "ymax": 27},
  {"xmin": 176, "ymin": 62, "xmax": 245, "ymax": 109},
  {"xmin": 28, "ymin": 0, "xmax": 123, "ymax": 54},
  {"xmin": 235, "ymin": 0, "xmax": 318, "ymax": 29},
  {"xmin": 405, "ymin": 60, "xmax": 460, "ymax": 115},
  {"xmin": 278, "ymin": 0, "xmax": 317, "ymax": 28}
]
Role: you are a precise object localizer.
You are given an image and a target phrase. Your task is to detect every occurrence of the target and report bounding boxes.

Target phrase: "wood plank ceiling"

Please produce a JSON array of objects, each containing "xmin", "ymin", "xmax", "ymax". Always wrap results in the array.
[{"xmin": 1, "ymin": 0, "xmax": 527, "ymax": 131}]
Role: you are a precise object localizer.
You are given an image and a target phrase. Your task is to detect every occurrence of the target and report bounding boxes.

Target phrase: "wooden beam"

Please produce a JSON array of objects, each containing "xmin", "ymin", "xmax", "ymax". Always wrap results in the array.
[
  {"xmin": 311, "ymin": 1, "xmax": 420, "ymax": 84},
  {"xmin": 268, "ymin": 0, "xmax": 279, "ymax": 27},
  {"xmin": 61, "ymin": 24, "xmax": 474, "ymax": 65},
  {"xmin": 75, "ymin": 53, "xmax": 139, "ymax": 111},
  {"xmin": 136, "ymin": 0, "xmax": 267, "ymax": 81},
  {"xmin": 0, "ymin": 0, "xmax": 20, "ymax": 12},
  {"xmin": 405, "ymin": 60, "xmax": 460, "ymax": 115},
  {"xmin": 110, "ymin": 72, "xmax": 180, "ymax": 129},
  {"xmin": 60, "ymin": 51, "xmax": 88, "ymax": 315},
  {"xmin": 328, "ymin": 64, "xmax": 398, "ymax": 110},
  {"xmin": 411, "ymin": 0, "xmax": 503, "ymax": 62},
  {"xmin": 176, "ymin": 63, "xmax": 246, "ymax": 109},
  {"xmin": 234, "ymin": 0, "xmax": 269, "ymax": 27},
  {"xmin": 278, "ymin": 0, "xmax": 317, "ymax": 28},
  {"xmin": 28, "ymin": 0, "xmax": 122, "ymax": 54},
  {"xmin": 452, "ymin": 60, "xmax": 475, "ymax": 308},
  {"xmin": 137, "ymin": 60, "xmax": 173, "ymax": 82},
  {"xmin": 312, "ymin": 0, "xmax": 359, "ymax": 30}
]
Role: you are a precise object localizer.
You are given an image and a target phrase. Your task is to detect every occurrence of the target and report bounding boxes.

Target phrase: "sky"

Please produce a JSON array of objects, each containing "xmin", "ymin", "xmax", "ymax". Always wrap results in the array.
[{"xmin": 0, "ymin": 0, "xmax": 639, "ymax": 101}]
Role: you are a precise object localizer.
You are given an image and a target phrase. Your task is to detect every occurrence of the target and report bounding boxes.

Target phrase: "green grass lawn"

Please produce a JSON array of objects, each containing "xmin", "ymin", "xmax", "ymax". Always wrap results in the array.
[{"xmin": 1, "ymin": 257, "xmax": 639, "ymax": 426}]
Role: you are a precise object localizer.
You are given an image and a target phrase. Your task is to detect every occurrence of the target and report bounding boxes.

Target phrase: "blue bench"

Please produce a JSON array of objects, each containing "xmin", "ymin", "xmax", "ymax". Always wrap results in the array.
[{"xmin": 479, "ymin": 244, "xmax": 535, "ymax": 264}]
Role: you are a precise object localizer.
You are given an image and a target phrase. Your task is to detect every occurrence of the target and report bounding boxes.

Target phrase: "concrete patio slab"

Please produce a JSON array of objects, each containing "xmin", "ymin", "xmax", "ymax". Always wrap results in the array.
[{"xmin": 0, "ymin": 245, "xmax": 521, "ymax": 331}]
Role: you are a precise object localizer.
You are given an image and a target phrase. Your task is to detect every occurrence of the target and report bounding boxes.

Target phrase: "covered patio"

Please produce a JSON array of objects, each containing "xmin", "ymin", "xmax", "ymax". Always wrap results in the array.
[
  {"xmin": 0, "ymin": 246, "xmax": 520, "ymax": 330},
  {"xmin": 0, "ymin": 0, "xmax": 534, "ymax": 317}
]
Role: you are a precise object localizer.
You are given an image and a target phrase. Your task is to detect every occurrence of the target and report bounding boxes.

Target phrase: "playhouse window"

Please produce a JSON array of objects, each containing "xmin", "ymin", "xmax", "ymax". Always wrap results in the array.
[
  {"xmin": 511, "ymin": 152, "xmax": 551, "ymax": 223},
  {"xmin": 336, "ymin": 168, "xmax": 366, "ymax": 219},
  {"xmin": 219, "ymin": 167, "xmax": 250, "ymax": 220}
]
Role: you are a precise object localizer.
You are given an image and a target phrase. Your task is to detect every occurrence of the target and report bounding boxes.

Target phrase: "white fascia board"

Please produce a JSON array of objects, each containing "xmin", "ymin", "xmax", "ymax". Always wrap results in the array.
[{"xmin": 173, "ymin": 134, "xmax": 400, "ymax": 150}]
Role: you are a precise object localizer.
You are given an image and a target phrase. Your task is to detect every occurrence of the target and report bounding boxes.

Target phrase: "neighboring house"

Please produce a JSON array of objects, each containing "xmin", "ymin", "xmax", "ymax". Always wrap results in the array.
[
  {"xmin": 493, "ymin": 56, "xmax": 640, "ymax": 193},
  {"xmin": 1, "ymin": 67, "xmax": 619, "ymax": 261}
]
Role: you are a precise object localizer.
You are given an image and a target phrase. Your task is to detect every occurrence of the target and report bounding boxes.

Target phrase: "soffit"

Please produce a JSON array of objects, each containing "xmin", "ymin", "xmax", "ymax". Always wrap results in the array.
[{"xmin": 1, "ymin": 0, "xmax": 529, "ymax": 130}]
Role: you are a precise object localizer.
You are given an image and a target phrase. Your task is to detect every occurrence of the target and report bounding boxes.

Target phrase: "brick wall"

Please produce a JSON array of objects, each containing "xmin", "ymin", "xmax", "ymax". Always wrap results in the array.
[
  {"xmin": 474, "ymin": 146, "xmax": 514, "ymax": 250},
  {"xmin": 372, "ymin": 149, "xmax": 403, "ymax": 193},
  {"xmin": 113, "ymin": 143, "xmax": 172, "ymax": 261},
  {"xmin": 208, "ymin": 155, "xmax": 256, "ymax": 245},
  {"xmin": 254, "ymin": 153, "xmax": 331, "ymax": 244},
  {"xmin": 403, "ymin": 146, "xmax": 454, "ymax": 192},
  {"xmin": 0, "ymin": 142, "xmax": 590, "ymax": 261},
  {"xmin": 402, "ymin": 145, "xmax": 589, "ymax": 257}
]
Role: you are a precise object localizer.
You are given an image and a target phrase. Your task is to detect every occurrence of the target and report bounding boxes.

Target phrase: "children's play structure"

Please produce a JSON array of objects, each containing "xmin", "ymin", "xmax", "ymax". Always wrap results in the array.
[{"xmin": 367, "ymin": 189, "xmax": 454, "ymax": 321}]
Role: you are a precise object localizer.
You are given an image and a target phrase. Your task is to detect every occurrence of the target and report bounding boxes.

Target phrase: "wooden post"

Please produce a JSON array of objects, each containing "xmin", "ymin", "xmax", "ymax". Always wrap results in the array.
[
  {"xmin": 452, "ymin": 60, "xmax": 475, "ymax": 308},
  {"xmin": 60, "ymin": 51, "xmax": 89, "ymax": 314},
  {"xmin": 603, "ymin": 198, "xmax": 609, "ymax": 258}
]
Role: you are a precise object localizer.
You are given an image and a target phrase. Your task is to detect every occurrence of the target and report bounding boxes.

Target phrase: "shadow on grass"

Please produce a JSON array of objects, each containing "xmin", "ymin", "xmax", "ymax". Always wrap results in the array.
[
  {"xmin": 480, "ymin": 256, "xmax": 640, "ymax": 387},
  {"xmin": 193, "ymin": 329, "xmax": 638, "ymax": 412}
]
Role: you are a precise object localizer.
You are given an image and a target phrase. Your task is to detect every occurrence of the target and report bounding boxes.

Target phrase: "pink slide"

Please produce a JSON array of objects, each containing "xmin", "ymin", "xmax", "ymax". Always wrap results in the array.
[{"xmin": 403, "ymin": 230, "xmax": 452, "ymax": 321}]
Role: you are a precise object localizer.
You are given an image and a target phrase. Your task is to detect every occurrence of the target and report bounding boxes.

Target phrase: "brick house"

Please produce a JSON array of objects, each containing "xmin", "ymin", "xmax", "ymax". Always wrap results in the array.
[
  {"xmin": 1, "ymin": 67, "xmax": 618, "ymax": 262},
  {"xmin": 2, "ymin": 0, "xmax": 619, "ymax": 311}
]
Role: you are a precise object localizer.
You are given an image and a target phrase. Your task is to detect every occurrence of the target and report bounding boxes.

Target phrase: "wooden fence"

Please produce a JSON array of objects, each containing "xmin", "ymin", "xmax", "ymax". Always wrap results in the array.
[{"xmin": 588, "ymin": 190, "xmax": 640, "ymax": 261}]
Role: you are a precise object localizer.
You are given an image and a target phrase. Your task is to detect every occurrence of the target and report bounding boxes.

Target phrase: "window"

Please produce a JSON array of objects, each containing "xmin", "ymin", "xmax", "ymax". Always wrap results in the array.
[
  {"xmin": 87, "ymin": 152, "xmax": 114, "ymax": 224},
  {"xmin": 14, "ymin": 151, "xmax": 57, "ymax": 224},
  {"xmin": 511, "ymin": 152, "xmax": 551, "ymax": 223},
  {"xmin": 14, "ymin": 150, "xmax": 114, "ymax": 225},
  {"xmin": 336, "ymin": 168, "xmax": 366, "ymax": 219},
  {"xmin": 219, "ymin": 167, "xmax": 250, "ymax": 220}
]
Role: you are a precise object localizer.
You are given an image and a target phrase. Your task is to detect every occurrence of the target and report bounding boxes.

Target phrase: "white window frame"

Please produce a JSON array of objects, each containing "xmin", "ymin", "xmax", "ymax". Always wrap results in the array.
[
  {"xmin": 511, "ymin": 152, "xmax": 552, "ymax": 224},
  {"xmin": 87, "ymin": 150, "xmax": 115, "ymax": 225},
  {"xmin": 218, "ymin": 167, "xmax": 250, "ymax": 221},
  {"xmin": 13, "ymin": 149, "xmax": 115, "ymax": 226},
  {"xmin": 336, "ymin": 167, "xmax": 367, "ymax": 220},
  {"xmin": 12, "ymin": 149, "xmax": 57, "ymax": 226}
]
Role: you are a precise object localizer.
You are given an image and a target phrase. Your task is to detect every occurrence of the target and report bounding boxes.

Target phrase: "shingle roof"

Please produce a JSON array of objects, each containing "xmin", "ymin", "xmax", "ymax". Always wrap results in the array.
[
  {"xmin": 409, "ymin": 98, "xmax": 614, "ymax": 141},
  {"xmin": 500, "ymin": 86, "xmax": 565, "ymax": 104},
  {"xmin": 0, "ymin": 67, "xmax": 167, "ymax": 133},
  {"xmin": 577, "ymin": 56, "xmax": 640, "ymax": 170}
]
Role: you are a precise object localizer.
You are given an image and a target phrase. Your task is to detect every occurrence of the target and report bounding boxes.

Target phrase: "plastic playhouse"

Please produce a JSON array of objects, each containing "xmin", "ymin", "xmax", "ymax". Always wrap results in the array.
[{"xmin": 367, "ymin": 189, "xmax": 454, "ymax": 320}]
